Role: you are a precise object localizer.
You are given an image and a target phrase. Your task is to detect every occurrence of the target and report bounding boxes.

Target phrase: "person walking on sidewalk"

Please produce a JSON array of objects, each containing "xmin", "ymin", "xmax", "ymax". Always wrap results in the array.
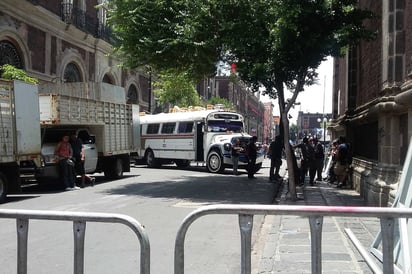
[
  {"xmin": 268, "ymin": 134, "xmax": 283, "ymax": 181},
  {"xmin": 313, "ymin": 137, "xmax": 325, "ymax": 182},
  {"xmin": 307, "ymin": 137, "xmax": 317, "ymax": 185},
  {"xmin": 246, "ymin": 136, "xmax": 258, "ymax": 179}
]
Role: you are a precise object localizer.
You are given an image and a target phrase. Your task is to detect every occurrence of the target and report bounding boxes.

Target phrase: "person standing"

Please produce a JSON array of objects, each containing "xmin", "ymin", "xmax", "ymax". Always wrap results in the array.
[
  {"xmin": 55, "ymin": 135, "xmax": 78, "ymax": 191},
  {"xmin": 70, "ymin": 134, "xmax": 87, "ymax": 188},
  {"xmin": 334, "ymin": 136, "xmax": 351, "ymax": 188},
  {"xmin": 269, "ymin": 135, "xmax": 283, "ymax": 181},
  {"xmin": 307, "ymin": 138, "xmax": 317, "ymax": 185},
  {"xmin": 246, "ymin": 136, "xmax": 258, "ymax": 179},
  {"xmin": 231, "ymin": 138, "xmax": 243, "ymax": 175},
  {"xmin": 295, "ymin": 137, "xmax": 315, "ymax": 186},
  {"xmin": 313, "ymin": 138, "xmax": 324, "ymax": 181}
]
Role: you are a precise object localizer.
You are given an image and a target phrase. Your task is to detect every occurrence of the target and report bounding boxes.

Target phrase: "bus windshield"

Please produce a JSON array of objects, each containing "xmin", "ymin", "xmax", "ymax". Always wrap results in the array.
[{"xmin": 207, "ymin": 120, "xmax": 244, "ymax": 133}]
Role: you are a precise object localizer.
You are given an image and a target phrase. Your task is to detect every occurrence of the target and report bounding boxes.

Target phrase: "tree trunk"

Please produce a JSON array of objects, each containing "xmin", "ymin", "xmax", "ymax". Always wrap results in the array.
[{"xmin": 280, "ymin": 112, "xmax": 298, "ymax": 201}]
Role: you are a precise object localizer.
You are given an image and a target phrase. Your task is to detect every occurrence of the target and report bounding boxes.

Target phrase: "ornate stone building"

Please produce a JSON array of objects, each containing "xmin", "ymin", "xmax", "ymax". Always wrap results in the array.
[
  {"xmin": 0, "ymin": 0, "xmax": 153, "ymax": 111},
  {"xmin": 331, "ymin": 1, "xmax": 411, "ymax": 206}
]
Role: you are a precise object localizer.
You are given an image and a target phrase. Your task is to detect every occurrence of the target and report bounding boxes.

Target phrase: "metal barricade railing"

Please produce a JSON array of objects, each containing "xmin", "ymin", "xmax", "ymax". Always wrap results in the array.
[
  {"xmin": 0, "ymin": 209, "xmax": 150, "ymax": 274},
  {"xmin": 174, "ymin": 204, "xmax": 412, "ymax": 274}
]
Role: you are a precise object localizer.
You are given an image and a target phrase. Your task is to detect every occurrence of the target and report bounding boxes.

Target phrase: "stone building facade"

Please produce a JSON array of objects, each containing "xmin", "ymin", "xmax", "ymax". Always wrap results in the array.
[
  {"xmin": 0, "ymin": 0, "xmax": 152, "ymax": 111},
  {"xmin": 331, "ymin": 1, "xmax": 411, "ymax": 206}
]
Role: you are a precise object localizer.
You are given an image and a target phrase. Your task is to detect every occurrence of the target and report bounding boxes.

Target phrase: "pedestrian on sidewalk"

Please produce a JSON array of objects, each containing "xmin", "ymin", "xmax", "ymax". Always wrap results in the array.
[
  {"xmin": 246, "ymin": 136, "xmax": 258, "ymax": 179},
  {"xmin": 313, "ymin": 137, "xmax": 324, "ymax": 181},
  {"xmin": 334, "ymin": 136, "xmax": 352, "ymax": 188},
  {"xmin": 307, "ymin": 137, "xmax": 317, "ymax": 185},
  {"xmin": 268, "ymin": 134, "xmax": 283, "ymax": 181},
  {"xmin": 294, "ymin": 137, "xmax": 315, "ymax": 185}
]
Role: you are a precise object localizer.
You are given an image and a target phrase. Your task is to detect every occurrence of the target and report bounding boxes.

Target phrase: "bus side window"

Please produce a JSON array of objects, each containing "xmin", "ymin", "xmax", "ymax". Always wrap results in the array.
[
  {"xmin": 147, "ymin": 124, "xmax": 160, "ymax": 134},
  {"xmin": 161, "ymin": 122, "xmax": 176, "ymax": 134},
  {"xmin": 178, "ymin": 122, "xmax": 194, "ymax": 133}
]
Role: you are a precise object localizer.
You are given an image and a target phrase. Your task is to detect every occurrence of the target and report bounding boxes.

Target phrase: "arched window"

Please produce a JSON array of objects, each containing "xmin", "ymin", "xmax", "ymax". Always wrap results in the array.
[
  {"xmin": 0, "ymin": 40, "xmax": 23, "ymax": 69},
  {"xmin": 127, "ymin": 84, "xmax": 138, "ymax": 104},
  {"xmin": 102, "ymin": 74, "xmax": 113, "ymax": 84},
  {"xmin": 64, "ymin": 62, "xmax": 82, "ymax": 82}
]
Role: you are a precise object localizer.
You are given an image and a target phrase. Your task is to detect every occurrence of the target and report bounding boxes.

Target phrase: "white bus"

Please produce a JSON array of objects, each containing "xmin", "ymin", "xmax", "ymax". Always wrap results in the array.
[{"xmin": 139, "ymin": 109, "xmax": 264, "ymax": 173}]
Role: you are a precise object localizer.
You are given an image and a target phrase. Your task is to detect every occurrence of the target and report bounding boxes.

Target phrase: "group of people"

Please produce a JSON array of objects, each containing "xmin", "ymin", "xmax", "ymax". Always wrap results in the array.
[
  {"xmin": 293, "ymin": 135, "xmax": 351, "ymax": 188},
  {"xmin": 325, "ymin": 136, "xmax": 352, "ymax": 188},
  {"xmin": 54, "ymin": 134, "xmax": 94, "ymax": 191},
  {"xmin": 294, "ymin": 136, "xmax": 325, "ymax": 186}
]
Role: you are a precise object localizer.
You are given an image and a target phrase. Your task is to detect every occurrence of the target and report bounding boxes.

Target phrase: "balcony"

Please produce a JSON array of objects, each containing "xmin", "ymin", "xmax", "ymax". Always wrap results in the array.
[{"xmin": 61, "ymin": 3, "xmax": 117, "ymax": 44}]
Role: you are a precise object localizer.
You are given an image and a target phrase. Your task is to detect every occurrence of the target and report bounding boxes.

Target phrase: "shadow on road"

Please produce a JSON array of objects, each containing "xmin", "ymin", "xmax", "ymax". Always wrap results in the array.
[{"xmin": 104, "ymin": 165, "xmax": 278, "ymax": 205}]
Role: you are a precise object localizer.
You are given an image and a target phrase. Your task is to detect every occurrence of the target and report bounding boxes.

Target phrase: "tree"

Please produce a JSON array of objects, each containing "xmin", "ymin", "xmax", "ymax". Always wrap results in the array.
[
  {"xmin": 106, "ymin": 0, "xmax": 375, "ymax": 200},
  {"xmin": 153, "ymin": 69, "xmax": 201, "ymax": 110},
  {"xmin": 207, "ymin": 96, "xmax": 231, "ymax": 109}
]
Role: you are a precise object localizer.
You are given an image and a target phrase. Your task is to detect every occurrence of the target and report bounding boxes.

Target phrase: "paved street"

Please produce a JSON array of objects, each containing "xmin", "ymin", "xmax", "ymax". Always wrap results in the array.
[
  {"xmin": 0, "ymin": 158, "xmax": 383, "ymax": 274},
  {"xmin": 1, "ymin": 160, "xmax": 277, "ymax": 274}
]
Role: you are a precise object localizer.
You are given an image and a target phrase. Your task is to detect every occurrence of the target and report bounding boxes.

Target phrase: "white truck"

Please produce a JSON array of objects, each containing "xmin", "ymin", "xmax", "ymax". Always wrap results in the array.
[
  {"xmin": 34, "ymin": 82, "xmax": 140, "ymax": 183},
  {"xmin": 0, "ymin": 80, "xmax": 42, "ymax": 202},
  {"xmin": 0, "ymin": 80, "xmax": 140, "ymax": 201}
]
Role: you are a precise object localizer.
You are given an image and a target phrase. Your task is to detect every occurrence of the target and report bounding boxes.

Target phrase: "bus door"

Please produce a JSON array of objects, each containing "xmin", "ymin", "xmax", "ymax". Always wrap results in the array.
[{"xmin": 195, "ymin": 122, "xmax": 204, "ymax": 161}]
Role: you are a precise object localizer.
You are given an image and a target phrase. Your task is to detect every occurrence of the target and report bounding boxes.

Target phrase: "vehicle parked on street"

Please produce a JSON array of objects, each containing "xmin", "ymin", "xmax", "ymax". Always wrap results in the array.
[
  {"xmin": 0, "ymin": 80, "xmax": 42, "ymax": 202},
  {"xmin": 139, "ymin": 106, "xmax": 264, "ymax": 173},
  {"xmin": 0, "ymin": 79, "xmax": 141, "ymax": 202}
]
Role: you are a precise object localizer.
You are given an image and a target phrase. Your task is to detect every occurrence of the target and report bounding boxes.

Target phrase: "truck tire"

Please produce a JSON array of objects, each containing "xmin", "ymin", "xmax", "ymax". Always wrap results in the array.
[
  {"xmin": 104, "ymin": 158, "xmax": 123, "ymax": 179},
  {"xmin": 0, "ymin": 173, "xmax": 8, "ymax": 203},
  {"xmin": 206, "ymin": 150, "xmax": 225, "ymax": 173},
  {"xmin": 145, "ymin": 150, "xmax": 161, "ymax": 168}
]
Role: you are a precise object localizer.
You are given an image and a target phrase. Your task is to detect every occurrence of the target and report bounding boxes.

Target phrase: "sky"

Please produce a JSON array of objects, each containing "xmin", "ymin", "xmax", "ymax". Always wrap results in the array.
[{"xmin": 260, "ymin": 56, "xmax": 334, "ymax": 123}]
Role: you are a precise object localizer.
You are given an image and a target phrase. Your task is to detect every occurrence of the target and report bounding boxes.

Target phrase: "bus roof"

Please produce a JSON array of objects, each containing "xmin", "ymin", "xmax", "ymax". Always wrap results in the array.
[{"xmin": 140, "ymin": 110, "xmax": 242, "ymax": 124}]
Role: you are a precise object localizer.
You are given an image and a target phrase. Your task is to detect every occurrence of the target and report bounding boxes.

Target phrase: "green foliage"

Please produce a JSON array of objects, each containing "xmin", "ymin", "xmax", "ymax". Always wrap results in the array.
[
  {"xmin": 153, "ymin": 69, "xmax": 201, "ymax": 107},
  {"xmin": 0, "ymin": 64, "xmax": 38, "ymax": 84},
  {"xmin": 107, "ymin": 0, "xmax": 375, "ymax": 95},
  {"xmin": 207, "ymin": 96, "xmax": 231, "ymax": 109}
]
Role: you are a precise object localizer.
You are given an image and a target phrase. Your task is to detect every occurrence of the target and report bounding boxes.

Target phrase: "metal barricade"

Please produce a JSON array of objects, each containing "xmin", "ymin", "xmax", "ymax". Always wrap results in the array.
[
  {"xmin": 174, "ymin": 204, "xmax": 412, "ymax": 274},
  {"xmin": 0, "ymin": 209, "xmax": 150, "ymax": 274}
]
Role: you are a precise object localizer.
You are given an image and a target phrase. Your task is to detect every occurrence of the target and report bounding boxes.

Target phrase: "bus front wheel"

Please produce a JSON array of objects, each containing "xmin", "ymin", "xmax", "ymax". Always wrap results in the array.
[
  {"xmin": 206, "ymin": 151, "xmax": 225, "ymax": 173},
  {"xmin": 146, "ymin": 150, "xmax": 161, "ymax": 168}
]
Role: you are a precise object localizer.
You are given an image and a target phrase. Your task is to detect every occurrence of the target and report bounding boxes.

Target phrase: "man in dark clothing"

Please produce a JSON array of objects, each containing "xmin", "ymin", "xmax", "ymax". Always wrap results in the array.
[
  {"xmin": 295, "ymin": 137, "xmax": 315, "ymax": 185},
  {"xmin": 70, "ymin": 134, "xmax": 86, "ymax": 188},
  {"xmin": 246, "ymin": 136, "xmax": 258, "ymax": 179},
  {"xmin": 313, "ymin": 138, "xmax": 324, "ymax": 181},
  {"xmin": 269, "ymin": 135, "xmax": 283, "ymax": 181}
]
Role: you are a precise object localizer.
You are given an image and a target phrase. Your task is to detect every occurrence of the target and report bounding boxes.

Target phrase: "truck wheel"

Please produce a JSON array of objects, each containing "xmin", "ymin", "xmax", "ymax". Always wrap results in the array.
[
  {"xmin": 112, "ymin": 158, "xmax": 123, "ymax": 179},
  {"xmin": 0, "ymin": 173, "xmax": 8, "ymax": 204},
  {"xmin": 206, "ymin": 151, "xmax": 225, "ymax": 173},
  {"xmin": 104, "ymin": 158, "xmax": 123, "ymax": 179},
  {"xmin": 146, "ymin": 150, "xmax": 161, "ymax": 168}
]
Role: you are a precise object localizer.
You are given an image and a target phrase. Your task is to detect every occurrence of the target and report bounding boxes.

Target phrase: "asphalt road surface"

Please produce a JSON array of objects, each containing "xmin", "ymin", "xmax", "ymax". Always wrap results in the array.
[{"xmin": 0, "ymin": 160, "xmax": 276, "ymax": 274}]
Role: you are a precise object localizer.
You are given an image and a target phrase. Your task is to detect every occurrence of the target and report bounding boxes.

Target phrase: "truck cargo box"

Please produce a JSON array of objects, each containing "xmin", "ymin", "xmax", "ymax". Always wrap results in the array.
[
  {"xmin": 39, "ymin": 94, "xmax": 139, "ymax": 156},
  {"xmin": 0, "ymin": 80, "xmax": 41, "ymax": 163}
]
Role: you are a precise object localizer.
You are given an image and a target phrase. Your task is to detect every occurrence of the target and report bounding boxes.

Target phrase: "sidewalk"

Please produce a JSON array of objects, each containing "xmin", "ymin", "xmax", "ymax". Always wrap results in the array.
[{"xmin": 257, "ymin": 162, "xmax": 381, "ymax": 273}]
